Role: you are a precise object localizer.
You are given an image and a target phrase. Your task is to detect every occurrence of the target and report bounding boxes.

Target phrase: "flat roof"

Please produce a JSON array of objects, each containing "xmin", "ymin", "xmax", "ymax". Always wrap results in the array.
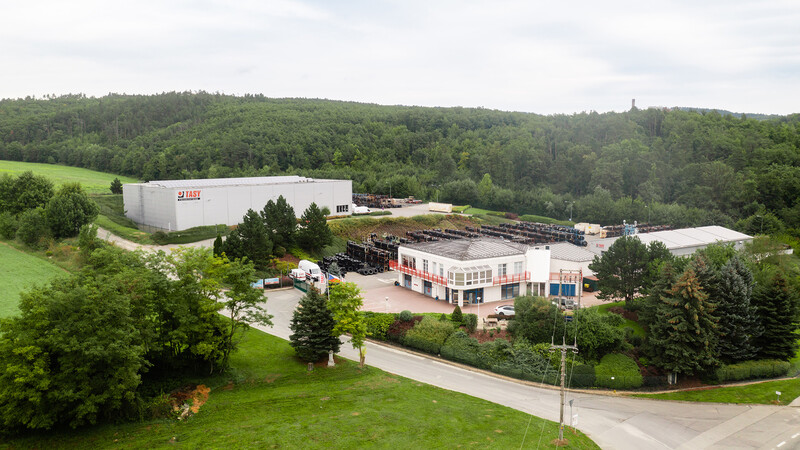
[
  {"xmin": 587, "ymin": 226, "xmax": 752, "ymax": 255},
  {"xmin": 402, "ymin": 238, "xmax": 528, "ymax": 261},
  {"xmin": 129, "ymin": 176, "xmax": 346, "ymax": 189},
  {"xmin": 549, "ymin": 242, "xmax": 597, "ymax": 262}
]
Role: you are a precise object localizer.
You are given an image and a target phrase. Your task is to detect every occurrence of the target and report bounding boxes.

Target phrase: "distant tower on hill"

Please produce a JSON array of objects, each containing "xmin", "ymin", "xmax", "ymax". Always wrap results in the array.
[{"xmin": 631, "ymin": 98, "xmax": 636, "ymax": 109}]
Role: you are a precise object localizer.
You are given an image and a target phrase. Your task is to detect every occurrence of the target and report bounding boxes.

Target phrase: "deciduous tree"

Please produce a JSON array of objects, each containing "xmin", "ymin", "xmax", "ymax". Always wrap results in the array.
[
  {"xmin": 589, "ymin": 236, "xmax": 649, "ymax": 306},
  {"xmin": 45, "ymin": 182, "xmax": 99, "ymax": 238},
  {"xmin": 327, "ymin": 282, "xmax": 367, "ymax": 367}
]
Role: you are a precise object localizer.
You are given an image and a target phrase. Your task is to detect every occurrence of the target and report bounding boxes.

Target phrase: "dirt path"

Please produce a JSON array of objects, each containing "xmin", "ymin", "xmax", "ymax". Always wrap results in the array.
[{"xmin": 96, "ymin": 227, "xmax": 216, "ymax": 253}]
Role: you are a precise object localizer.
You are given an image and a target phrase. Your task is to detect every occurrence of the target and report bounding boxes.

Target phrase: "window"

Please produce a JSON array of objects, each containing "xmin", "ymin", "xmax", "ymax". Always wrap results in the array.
[
  {"xmin": 336, "ymin": 204, "xmax": 349, "ymax": 213},
  {"xmin": 514, "ymin": 261, "xmax": 523, "ymax": 274},
  {"xmin": 498, "ymin": 263, "xmax": 507, "ymax": 276},
  {"xmin": 402, "ymin": 255, "xmax": 416, "ymax": 269},
  {"xmin": 423, "ymin": 259, "xmax": 429, "ymax": 273},
  {"xmin": 432, "ymin": 262, "xmax": 437, "ymax": 275},
  {"xmin": 449, "ymin": 266, "xmax": 492, "ymax": 287},
  {"xmin": 439, "ymin": 266, "xmax": 444, "ymax": 277},
  {"xmin": 501, "ymin": 283, "xmax": 520, "ymax": 299}
]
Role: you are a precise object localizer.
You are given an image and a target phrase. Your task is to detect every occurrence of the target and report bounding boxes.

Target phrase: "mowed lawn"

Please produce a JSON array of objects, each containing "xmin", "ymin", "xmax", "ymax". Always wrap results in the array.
[
  {"xmin": 635, "ymin": 378, "xmax": 800, "ymax": 405},
  {"xmin": 0, "ymin": 160, "xmax": 139, "ymax": 194},
  {"xmin": 5, "ymin": 330, "xmax": 598, "ymax": 449},
  {"xmin": 0, "ymin": 242, "xmax": 67, "ymax": 318}
]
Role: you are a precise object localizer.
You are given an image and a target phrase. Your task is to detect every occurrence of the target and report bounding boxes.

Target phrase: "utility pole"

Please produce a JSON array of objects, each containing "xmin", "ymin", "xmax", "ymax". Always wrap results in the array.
[{"xmin": 551, "ymin": 337, "xmax": 578, "ymax": 443}]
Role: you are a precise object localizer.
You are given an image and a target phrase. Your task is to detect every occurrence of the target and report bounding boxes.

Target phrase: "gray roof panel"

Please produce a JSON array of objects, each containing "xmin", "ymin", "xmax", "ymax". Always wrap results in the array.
[
  {"xmin": 549, "ymin": 242, "xmax": 597, "ymax": 262},
  {"xmin": 402, "ymin": 238, "xmax": 527, "ymax": 261},
  {"xmin": 135, "ymin": 176, "xmax": 341, "ymax": 189}
]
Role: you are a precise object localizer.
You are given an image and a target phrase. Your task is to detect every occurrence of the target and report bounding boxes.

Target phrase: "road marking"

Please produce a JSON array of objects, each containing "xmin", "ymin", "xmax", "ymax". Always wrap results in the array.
[
  {"xmin": 776, "ymin": 441, "xmax": 785, "ymax": 447},
  {"xmin": 793, "ymin": 433, "xmax": 800, "ymax": 439}
]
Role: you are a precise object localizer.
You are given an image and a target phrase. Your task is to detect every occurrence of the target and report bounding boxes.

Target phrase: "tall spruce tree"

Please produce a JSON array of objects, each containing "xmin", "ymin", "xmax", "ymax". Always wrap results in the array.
[
  {"xmin": 752, "ymin": 270, "xmax": 798, "ymax": 361},
  {"xmin": 716, "ymin": 257, "xmax": 760, "ymax": 363},
  {"xmin": 289, "ymin": 288, "xmax": 340, "ymax": 362},
  {"xmin": 297, "ymin": 202, "xmax": 332, "ymax": 252},
  {"xmin": 648, "ymin": 266, "xmax": 719, "ymax": 376},
  {"xmin": 235, "ymin": 209, "xmax": 273, "ymax": 269},
  {"xmin": 261, "ymin": 195, "xmax": 296, "ymax": 249}
]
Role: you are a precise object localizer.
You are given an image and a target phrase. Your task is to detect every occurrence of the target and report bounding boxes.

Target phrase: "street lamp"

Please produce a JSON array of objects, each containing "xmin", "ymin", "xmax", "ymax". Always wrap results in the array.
[
  {"xmin": 477, "ymin": 296, "xmax": 481, "ymax": 321},
  {"xmin": 564, "ymin": 201, "xmax": 573, "ymax": 222},
  {"xmin": 385, "ymin": 296, "xmax": 389, "ymax": 313},
  {"xmin": 755, "ymin": 215, "xmax": 764, "ymax": 234}
]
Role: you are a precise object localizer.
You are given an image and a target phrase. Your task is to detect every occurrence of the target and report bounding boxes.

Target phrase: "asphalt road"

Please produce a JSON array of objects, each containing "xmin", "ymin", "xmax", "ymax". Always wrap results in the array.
[
  {"xmin": 258, "ymin": 287, "xmax": 800, "ymax": 450},
  {"xmin": 96, "ymin": 226, "xmax": 800, "ymax": 449}
]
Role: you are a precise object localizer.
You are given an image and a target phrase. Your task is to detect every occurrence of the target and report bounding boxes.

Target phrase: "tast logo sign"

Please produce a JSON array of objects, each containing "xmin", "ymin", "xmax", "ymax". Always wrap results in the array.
[{"xmin": 177, "ymin": 190, "xmax": 201, "ymax": 201}]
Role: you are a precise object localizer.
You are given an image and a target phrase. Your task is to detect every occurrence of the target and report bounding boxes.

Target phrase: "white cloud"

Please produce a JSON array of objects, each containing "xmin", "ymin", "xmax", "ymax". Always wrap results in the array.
[{"xmin": 1, "ymin": 0, "xmax": 798, "ymax": 114}]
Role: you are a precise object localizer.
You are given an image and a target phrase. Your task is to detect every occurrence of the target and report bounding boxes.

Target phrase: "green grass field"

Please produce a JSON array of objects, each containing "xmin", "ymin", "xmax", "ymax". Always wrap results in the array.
[
  {"xmin": 634, "ymin": 378, "xmax": 800, "ymax": 405},
  {"xmin": 5, "ymin": 330, "xmax": 598, "ymax": 449},
  {"xmin": 0, "ymin": 242, "xmax": 67, "ymax": 318},
  {"xmin": 0, "ymin": 160, "xmax": 139, "ymax": 194},
  {"xmin": 595, "ymin": 301, "xmax": 646, "ymax": 337}
]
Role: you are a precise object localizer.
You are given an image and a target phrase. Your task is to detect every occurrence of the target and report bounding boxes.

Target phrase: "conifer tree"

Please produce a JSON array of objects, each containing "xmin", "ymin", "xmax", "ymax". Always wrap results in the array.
[
  {"xmin": 213, "ymin": 233, "xmax": 223, "ymax": 257},
  {"xmin": 297, "ymin": 202, "xmax": 332, "ymax": 252},
  {"xmin": 289, "ymin": 288, "xmax": 340, "ymax": 362},
  {"xmin": 235, "ymin": 209, "xmax": 273, "ymax": 269},
  {"xmin": 752, "ymin": 271, "xmax": 798, "ymax": 360},
  {"xmin": 648, "ymin": 267, "xmax": 719, "ymax": 376},
  {"xmin": 261, "ymin": 195, "xmax": 296, "ymax": 249},
  {"xmin": 716, "ymin": 257, "xmax": 760, "ymax": 363}
]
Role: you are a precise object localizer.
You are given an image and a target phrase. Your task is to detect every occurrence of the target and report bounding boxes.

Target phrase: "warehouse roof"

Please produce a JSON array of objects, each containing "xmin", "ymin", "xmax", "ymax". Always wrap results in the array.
[
  {"xmin": 402, "ymin": 238, "xmax": 528, "ymax": 261},
  {"xmin": 132, "ymin": 176, "xmax": 342, "ymax": 189},
  {"xmin": 587, "ymin": 226, "xmax": 752, "ymax": 255},
  {"xmin": 549, "ymin": 242, "xmax": 597, "ymax": 262}
]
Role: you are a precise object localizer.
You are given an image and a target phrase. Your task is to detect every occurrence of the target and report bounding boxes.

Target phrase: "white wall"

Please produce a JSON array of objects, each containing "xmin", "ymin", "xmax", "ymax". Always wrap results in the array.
[{"xmin": 126, "ymin": 179, "xmax": 352, "ymax": 231}]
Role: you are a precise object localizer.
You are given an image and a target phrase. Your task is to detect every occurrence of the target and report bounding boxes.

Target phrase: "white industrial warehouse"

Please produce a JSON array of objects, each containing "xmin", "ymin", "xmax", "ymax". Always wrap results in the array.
[
  {"xmin": 392, "ymin": 226, "xmax": 753, "ymax": 305},
  {"xmin": 123, "ymin": 176, "xmax": 352, "ymax": 231}
]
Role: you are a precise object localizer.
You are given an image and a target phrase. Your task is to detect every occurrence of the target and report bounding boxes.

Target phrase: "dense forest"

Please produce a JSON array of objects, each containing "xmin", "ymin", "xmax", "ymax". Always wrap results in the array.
[{"xmin": 1, "ymin": 92, "xmax": 799, "ymax": 232}]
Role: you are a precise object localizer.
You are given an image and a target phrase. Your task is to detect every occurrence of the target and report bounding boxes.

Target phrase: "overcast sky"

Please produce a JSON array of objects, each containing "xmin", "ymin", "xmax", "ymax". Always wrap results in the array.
[{"xmin": 1, "ymin": 0, "xmax": 799, "ymax": 115}]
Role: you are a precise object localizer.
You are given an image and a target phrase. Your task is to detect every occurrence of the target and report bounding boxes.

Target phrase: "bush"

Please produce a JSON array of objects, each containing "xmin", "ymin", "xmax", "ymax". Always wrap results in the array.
[
  {"xmin": 570, "ymin": 364, "xmax": 596, "ymax": 388},
  {"xmin": 361, "ymin": 312, "xmax": 396, "ymax": 341},
  {"xmin": 16, "ymin": 207, "xmax": 50, "ymax": 247},
  {"xmin": 398, "ymin": 310, "xmax": 414, "ymax": 322},
  {"xmin": 0, "ymin": 211, "xmax": 18, "ymax": 239},
  {"xmin": 439, "ymin": 313, "xmax": 448, "ymax": 321},
  {"xmin": 440, "ymin": 331, "xmax": 487, "ymax": 368},
  {"xmin": 594, "ymin": 353, "xmax": 643, "ymax": 389},
  {"xmin": 463, "ymin": 313, "xmax": 477, "ymax": 333},
  {"xmin": 491, "ymin": 341, "xmax": 558, "ymax": 384},
  {"xmin": 403, "ymin": 316, "xmax": 456, "ymax": 354},
  {"xmin": 451, "ymin": 305, "xmax": 463, "ymax": 323},
  {"xmin": 715, "ymin": 360, "xmax": 791, "ymax": 383}
]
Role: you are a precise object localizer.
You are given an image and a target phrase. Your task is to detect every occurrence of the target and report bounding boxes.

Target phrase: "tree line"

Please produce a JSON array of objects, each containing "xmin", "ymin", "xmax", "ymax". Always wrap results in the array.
[
  {"xmin": 0, "ymin": 238, "xmax": 271, "ymax": 431},
  {"xmin": 0, "ymin": 171, "xmax": 98, "ymax": 246},
  {"xmin": 590, "ymin": 236, "xmax": 799, "ymax": 380},
  {"xmin": 212, "ymin": 195, "xmax": 333, "ymax": 271},
  {"xmin": 1, "ymin": 93, "xmax": 799, "ymax": 232}
]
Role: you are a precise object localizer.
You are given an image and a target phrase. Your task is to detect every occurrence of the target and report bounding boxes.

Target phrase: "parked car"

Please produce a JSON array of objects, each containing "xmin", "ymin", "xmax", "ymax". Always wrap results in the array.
[{"xmin": 494, "ymin": 305, "xmax": 515, "ymax": 316}]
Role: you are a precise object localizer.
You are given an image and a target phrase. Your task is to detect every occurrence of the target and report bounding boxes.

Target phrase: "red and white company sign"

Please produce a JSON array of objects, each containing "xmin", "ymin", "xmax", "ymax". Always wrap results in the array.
[{"xmin": 177, "ymin": 190, "xmax": 201, "ymax": 201}]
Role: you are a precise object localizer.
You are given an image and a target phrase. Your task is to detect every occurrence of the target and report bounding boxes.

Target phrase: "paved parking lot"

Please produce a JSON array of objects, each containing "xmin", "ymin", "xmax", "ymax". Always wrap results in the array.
[{"xmin": 344, "ymin": 271, "xmax": 514, "ymax": 320}]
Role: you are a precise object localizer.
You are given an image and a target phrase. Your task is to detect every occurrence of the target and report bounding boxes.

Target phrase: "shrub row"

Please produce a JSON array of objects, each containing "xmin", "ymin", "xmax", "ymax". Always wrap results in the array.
[
  {"xmin": 361, "ymin": 312, "xmax": 396, "ymax": 341},
  {"xmin": 715, "ymin": 360, "xmax": 791, "ymax": 383},
  {"xmin": 594, "ymin": 354, "xmax": 643, "ymax": 389}
]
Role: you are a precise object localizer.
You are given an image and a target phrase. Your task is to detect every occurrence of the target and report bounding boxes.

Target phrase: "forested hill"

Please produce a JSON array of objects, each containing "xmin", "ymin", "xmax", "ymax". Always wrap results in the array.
[{"xmin": 1, "ymin": 92, "xmax": 799, "ymax": 231}]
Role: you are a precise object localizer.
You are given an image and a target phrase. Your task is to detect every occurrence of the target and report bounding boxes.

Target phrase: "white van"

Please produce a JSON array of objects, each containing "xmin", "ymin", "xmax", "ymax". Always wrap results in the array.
[{"xmin": 298, "ymin": 260, "xmax": 322, "ymax": 282}]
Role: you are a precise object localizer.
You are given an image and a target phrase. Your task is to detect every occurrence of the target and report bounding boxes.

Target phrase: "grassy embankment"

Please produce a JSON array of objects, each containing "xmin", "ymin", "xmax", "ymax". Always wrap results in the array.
[
  {"xmin": 595, "ymin": 301, "xmax": 646, "ymax": 337},
  {"xmin": 4, "ymin": 328, "xmax": 598, "ymax": 449},
  {"xmin": 0, "ymin": 160, "xmax": 139, "ymax": 194},
  {"xmin": 0, "ymin": 242, "xmax": 68, "ymax": 318}
]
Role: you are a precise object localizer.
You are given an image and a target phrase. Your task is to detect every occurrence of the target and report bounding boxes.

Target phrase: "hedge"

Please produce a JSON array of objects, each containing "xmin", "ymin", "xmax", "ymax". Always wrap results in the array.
[
  {"xmin": 361, "ymin": 312, "xmax": 396, "ymax": 341},
  {"xmin": 570, "ymin": 364, "xmax": 596, "ymax": 388},
  {"xmin": 403, "ymin": 316, "xmax": 456, "ymax": 354},
  {"xmin": 715, "ymin": 360, "xmax": 791, "ymax": 383},
  {"xmin": 594, "ymin": 353, "xmax": 643, "ymax": 389}
]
